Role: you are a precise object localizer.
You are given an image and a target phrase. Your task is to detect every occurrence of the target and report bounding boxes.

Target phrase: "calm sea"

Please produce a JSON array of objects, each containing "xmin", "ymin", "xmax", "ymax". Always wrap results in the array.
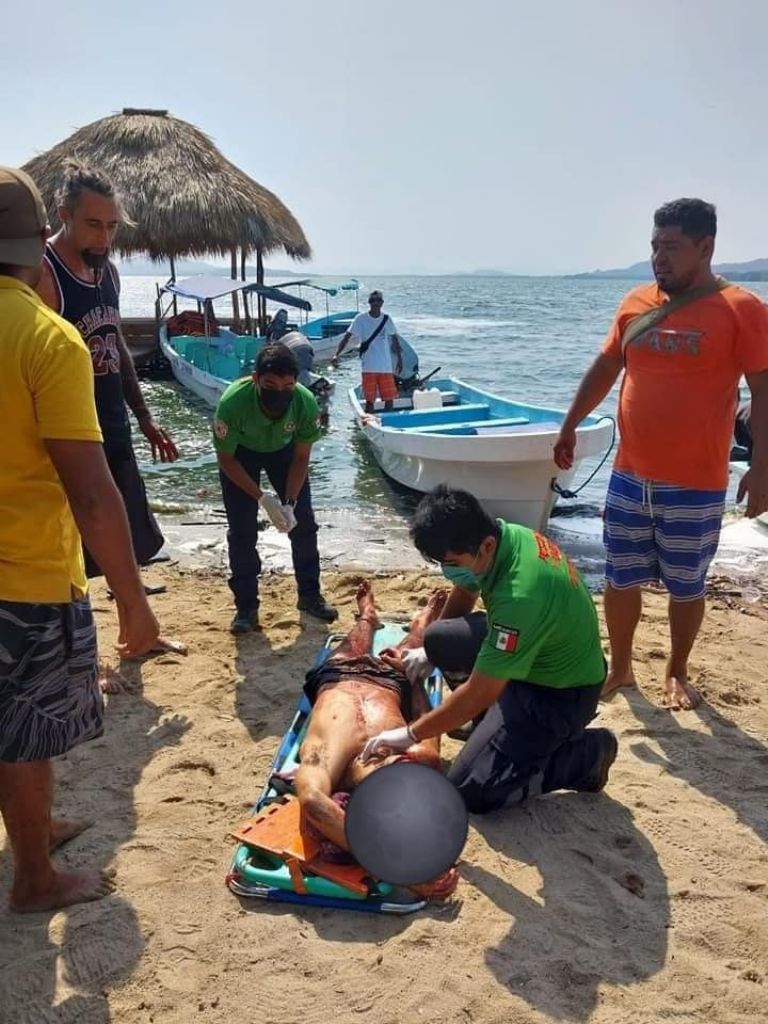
[{"xmin": 121, "ymin": 274, "xmax": 767, "ymax": 578}]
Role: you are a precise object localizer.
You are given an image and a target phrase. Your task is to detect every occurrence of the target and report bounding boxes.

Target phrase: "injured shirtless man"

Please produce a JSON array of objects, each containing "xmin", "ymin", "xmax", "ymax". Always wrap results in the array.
[{"xmin": 295, "ymin": 581, "xmax": 457, "ymax": 899}]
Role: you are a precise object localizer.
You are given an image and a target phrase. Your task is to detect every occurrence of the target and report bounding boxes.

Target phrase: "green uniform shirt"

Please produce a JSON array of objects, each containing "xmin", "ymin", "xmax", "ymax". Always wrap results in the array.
[
  {"xmin": 212, "ymin": 379, "xmax": 322, "ymax": 454},
  {"xmin": 474, "ymin": 521, "xmax": 605, "ymax": 688}
]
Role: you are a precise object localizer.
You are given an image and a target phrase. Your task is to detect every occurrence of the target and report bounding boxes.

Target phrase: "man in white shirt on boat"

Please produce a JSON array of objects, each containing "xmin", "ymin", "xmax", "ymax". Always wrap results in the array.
[{"xmin": 332, "ymin": 290, "xmax": 404, "ymax": 413}]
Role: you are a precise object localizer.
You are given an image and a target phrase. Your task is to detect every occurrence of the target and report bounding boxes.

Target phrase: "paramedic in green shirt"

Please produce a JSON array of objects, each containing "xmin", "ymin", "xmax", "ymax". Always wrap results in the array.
[
  {"xmin": 361, "ymin": 485, "xmax": 617, "ymax": 812},
  {"xmin": 213, "ymin": 343, "xmax": 338, "ymax": 633}
]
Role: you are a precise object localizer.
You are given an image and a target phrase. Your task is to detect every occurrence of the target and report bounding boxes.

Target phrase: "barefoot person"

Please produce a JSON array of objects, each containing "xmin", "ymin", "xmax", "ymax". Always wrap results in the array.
[
  {"xmin": 553, "ymin": 199, "xmax": 768, "ymax": 710},
  {"xmin": 361, "ymin": 486, "xmax": 617, "ymax": 814},
  {"xmin": 0, "ymin": 167, "xmax": 160, "ymax": 912},
  {"xmin": 35, "ymin": 162, "xmax": 184, "ymax": 687},
  {"xmin": 36, "ymin": 161, "xmax": 178, "ymax": 575},
  {"xmin": 294, "ymin": 582, "xmax": 457, "ymax": 900}
]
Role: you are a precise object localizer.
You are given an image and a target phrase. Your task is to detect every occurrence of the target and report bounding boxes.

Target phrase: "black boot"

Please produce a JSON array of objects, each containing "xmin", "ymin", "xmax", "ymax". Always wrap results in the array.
[{"xmin": 297, "ymin": 595, "xmax": 339, "ymax": 623}]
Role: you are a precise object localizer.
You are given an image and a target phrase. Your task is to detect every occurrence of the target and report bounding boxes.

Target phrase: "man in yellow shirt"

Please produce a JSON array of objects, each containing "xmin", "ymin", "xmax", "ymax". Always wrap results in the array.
[{"xmin": 0, "ymin": 167, "xmax": 160, "ymax": 913}]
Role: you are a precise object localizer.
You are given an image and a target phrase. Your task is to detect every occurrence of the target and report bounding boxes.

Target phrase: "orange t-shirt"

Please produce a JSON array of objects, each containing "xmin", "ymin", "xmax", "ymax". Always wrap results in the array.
[{"xmin": 602, "ymin": 283, "xmax": 768, "ymax": 489}]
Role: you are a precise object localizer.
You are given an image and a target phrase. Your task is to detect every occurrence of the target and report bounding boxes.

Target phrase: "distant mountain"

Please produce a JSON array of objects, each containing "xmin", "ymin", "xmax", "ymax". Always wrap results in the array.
[
  {"xmin": 571, "ymin": 258, "xmax": 768, "ymax": 282},
  {"xmin": 115, "ymin": 256, "xmax": 307, "ymax": 278}
]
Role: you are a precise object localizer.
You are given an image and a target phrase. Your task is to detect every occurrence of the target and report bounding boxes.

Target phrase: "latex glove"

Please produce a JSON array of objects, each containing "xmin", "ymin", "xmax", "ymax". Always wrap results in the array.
[
  {"xmin": 259, "ymin": 492, "xmax": 290, "ymax": 532},
  {"xmin": 281, "ymin": 504, "xmax": 298, "ymax": 533},
  {"xmin": 401, "ymin": 646, "xmax": 433, "ymax": 684},
  {"xmin": 359, "ymin": 726, "xmax": 413, "ymax": 763}
]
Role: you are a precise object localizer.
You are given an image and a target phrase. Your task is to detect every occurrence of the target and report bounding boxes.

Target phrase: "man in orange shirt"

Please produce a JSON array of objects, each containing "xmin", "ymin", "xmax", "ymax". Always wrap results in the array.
[{"xmin": 554, "ymin": 199, "xmax": 768, "ymax": 710}]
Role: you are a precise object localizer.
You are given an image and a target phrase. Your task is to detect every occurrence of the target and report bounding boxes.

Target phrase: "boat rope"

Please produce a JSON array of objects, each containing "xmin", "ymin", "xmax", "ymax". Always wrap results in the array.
[{"xmin": 550, "ymin": 415, "xmax": 617, "ymax": 500}]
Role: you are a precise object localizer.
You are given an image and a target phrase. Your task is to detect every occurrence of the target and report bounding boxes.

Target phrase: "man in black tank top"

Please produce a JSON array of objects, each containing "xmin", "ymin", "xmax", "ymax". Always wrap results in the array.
[{"xmin": 37, "ymin": 166, "xmax": 178, "ymax": 577}]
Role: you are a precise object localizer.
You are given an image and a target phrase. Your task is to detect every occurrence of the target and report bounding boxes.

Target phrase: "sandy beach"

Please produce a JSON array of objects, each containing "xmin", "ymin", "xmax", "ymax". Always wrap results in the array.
[{"xmin": 1, "ymin": 561, "xmax": 767, "ymax": 1024}]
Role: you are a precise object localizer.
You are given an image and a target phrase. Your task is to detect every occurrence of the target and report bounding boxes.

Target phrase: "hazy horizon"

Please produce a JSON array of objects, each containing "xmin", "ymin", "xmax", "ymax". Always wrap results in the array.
[{"xmin": 6, "ymin": 0, "xmax": 768, "ymax": 276}]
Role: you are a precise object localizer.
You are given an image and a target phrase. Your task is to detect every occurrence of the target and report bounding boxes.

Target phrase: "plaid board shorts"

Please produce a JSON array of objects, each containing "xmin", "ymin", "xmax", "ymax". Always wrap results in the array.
[
  {"xmin": 0, "ymin": 598, "xmax": 103, "ymax": 762},
  {"xmin": 604, "ymin": 470, "xmax": 726, "ymax": 601},
  {"xmin": 361, "ymin": 372, "xmax": 398, "ymax": 404}
]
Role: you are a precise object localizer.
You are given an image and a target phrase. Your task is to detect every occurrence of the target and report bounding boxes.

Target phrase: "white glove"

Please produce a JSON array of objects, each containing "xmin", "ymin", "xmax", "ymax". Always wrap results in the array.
[
  {"xmin": 259, "ymin": 492, "xmax": 290, "ymax": 532},
  {"xmin": 359, "ymin": 725, "xmax": 413, "ymax": 763},
  {"xmin": 281, "ymin": 504, "xmax": 297, "ymax": 533},
  {"xmin": 401, "ymin": 646, "xmax": 433, "ymax": 684}
]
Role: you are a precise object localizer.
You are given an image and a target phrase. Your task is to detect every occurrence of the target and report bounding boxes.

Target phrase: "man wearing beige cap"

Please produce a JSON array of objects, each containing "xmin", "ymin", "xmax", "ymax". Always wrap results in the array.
[{"xmin": 0, "ymin": 167, "xmax": 160, "ymax": 912}]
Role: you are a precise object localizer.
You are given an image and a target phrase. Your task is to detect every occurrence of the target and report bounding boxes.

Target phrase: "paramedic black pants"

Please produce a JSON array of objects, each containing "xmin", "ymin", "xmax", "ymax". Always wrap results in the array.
[
  {"xmin": 424, "ymin": 613, "xmax": 607, "ymax": 813},
  {"xmin": 220, "ymin": 443, "xmax": 321, "ymax": 614}
]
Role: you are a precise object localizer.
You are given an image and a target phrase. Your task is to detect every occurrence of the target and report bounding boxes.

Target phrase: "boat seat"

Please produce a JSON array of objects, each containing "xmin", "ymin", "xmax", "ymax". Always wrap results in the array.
[
  {"xmin": 408, "ymin": 416, "xmax": 531, "ymax": 435},
  {"xmin": 381, "ymin": 402, "xmax": 490, "ymax": 428},
  {"xmin": 243, "ymin": 338, "xmax": 262, "ymax": 367},
  {"xmin": 211, "ymin": 354, "xmax": 243, "ymax": 381},
  {"xmin": 368, "ymin": 391, "xmax": 459, "ymax": 413},
  {"xmin": 187, "ymin": 341, "xmax": 212, "ymax": 371}
]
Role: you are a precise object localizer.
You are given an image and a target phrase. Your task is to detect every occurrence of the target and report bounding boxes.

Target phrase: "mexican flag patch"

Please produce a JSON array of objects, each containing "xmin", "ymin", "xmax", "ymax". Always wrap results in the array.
[{"xmin": 492, "ymin": 624, "xmax": 519, "ymax": 653}]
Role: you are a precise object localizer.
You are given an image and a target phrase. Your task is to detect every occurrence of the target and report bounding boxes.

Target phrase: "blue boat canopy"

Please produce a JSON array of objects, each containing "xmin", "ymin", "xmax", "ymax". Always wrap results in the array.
[
  {"xmin": 272, "ymin": 277, "xmax": 361, "ymax": 297},
  {"xmin": 247, "ymin": 283, "xmax": 312, "ymax": 311},
  {"xmin": 162, "ymin": 275, "xmax": 312, "ymax": 311}
]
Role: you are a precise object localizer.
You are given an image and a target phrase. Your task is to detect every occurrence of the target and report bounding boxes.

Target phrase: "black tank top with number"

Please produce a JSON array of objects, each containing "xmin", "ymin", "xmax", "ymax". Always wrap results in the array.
[{"xmin": 44, "ymin": 244, "xmax": 131, "ymax": 447}]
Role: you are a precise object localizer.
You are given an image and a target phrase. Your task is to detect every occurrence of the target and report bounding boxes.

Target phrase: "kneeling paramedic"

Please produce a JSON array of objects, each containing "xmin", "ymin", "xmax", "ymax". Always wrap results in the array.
[
  {"xmin": 213, "ymin": 343, "xmax": 338, "ymax": 633},
  {"xmin": 362, "ymin": 485, "xmax": 617, "ymax": 813}
]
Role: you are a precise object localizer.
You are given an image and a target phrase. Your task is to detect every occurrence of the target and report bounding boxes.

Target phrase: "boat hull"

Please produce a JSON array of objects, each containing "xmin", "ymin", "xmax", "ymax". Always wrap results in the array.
[
  {"xmin": 349, "ymin": 378, "xmax": 614, "ymax": 531},
  {"xmin": 159, "ymin": 326, "xmax": 227, "ymax": 407}
]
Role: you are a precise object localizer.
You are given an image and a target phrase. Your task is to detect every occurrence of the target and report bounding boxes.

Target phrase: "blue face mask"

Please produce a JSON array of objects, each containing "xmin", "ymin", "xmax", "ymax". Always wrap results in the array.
[{"xmin": 440, "ymin": 563, "xmax": 481, "ymax": 589}]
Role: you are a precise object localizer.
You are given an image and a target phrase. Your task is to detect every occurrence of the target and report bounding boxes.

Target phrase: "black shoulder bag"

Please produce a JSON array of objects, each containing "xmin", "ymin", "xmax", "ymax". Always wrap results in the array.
[{"xmin": 359, "ymin": 314, "xmax": 390, "ymax": 357}]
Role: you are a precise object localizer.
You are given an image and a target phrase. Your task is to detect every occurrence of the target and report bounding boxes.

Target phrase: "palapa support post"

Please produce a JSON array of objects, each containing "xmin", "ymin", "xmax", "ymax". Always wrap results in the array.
[
  {"xmin": 230, "ymin": 248, "xmax": 241, "ymax": 332},
  {"xmin": 169, "ymin": 254, "xmax": 178, "ymax": 315},
  {"xmin": 256, "ymin": 247, "xmax": 266, "ymax": 335},
  {"xmin": 240, "ymin": 246, "xmax": 252, "ymax": 335}
]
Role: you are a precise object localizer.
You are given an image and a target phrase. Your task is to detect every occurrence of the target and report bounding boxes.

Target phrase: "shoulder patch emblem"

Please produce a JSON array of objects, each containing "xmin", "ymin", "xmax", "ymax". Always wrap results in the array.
[
  {"xmin": 491, "ymin": 623, "xmax": 519, "ymax": 653},
  {"xmin": 214, "ymin": 418, "xmax": 228, "ymax": 439}
]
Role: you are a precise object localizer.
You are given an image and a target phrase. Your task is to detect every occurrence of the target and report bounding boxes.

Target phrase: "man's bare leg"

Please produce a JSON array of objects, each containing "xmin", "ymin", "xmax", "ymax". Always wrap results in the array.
[
  {"xmin": 0, "ymin": 760, "xmax": 115, "ymax": 912},
  {"xmin": 328, "ymin": 581, "xmax": 382, "ymax": 662},
  {"xmin": 665, "ymin": 596, "xmax": 705, "ymax": 710},
  {"xmin": 601, "ymin": 583, "xmax": 642, "ymax": 699},
  {"xmin": 397, "ymin": 589, "xmax": 449, "ymax": 652}
]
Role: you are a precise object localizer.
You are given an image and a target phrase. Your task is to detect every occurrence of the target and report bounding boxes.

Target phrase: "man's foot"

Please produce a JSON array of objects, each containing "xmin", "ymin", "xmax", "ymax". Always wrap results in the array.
[
  {"xmin": 50, "ymin": 817, "xmax": 93, "ymax": 852},
  {"xmin": 98, "ymin": 661, "xmax": 131, "ymax": 694},
  {"xmin": 576, "ymin": 730, "xmax": 618, "ymax": 793},
  {"xmin": 150, "ymin": 636, "xmax": 188, "ymax": 656},
  {"xmin": 354, "ymin": 581, "xmax": 381, "ymax": 627},
  {"xmin": 297, "ymin": 595, "xmax": 339, "ymax": 623},
  {"xmin": 230, "ymin": 610, "xmax": 260, "ymax": 635},
  {"xmin": 663, "ymin": 674, "xmax": 701, "ymax": 710},
  {"xmin": 600, "ymin": 669, "xmax": 637, "ymax": 702},
  {"xmin": 10, "ymin": 866, "xmax": 116, "ymax": 913}
]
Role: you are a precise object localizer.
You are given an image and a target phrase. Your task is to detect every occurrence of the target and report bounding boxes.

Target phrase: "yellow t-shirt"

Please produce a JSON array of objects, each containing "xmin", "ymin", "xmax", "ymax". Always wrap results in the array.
[{"xmin": 0, "ymin": 276, "xmax": 103, "ymax": 603}]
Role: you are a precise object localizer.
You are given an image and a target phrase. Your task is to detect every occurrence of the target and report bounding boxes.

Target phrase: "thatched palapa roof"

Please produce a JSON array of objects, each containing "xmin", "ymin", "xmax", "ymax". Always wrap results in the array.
[{"xmin": 22, "ymin": 108, "xmax": 311, "ymax": 262}]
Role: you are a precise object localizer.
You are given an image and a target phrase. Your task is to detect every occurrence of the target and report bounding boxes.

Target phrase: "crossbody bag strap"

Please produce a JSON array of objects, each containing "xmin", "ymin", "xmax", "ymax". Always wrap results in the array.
[
  {"xmin": 620, "ymin": 277, "xmax": 730, "ymax": 361},
  {"xmin": 359, "ymin": 314, "xmax": 389, "ymax": 357}
]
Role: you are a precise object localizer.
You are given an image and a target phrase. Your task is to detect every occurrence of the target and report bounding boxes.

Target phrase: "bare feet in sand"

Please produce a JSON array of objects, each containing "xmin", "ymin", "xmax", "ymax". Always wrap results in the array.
[
  {"xmin": 151, "ymin": 636, "xmax": 188, "ymax": 656},
  {"xmin": 600, "ymin": 670, "xmax": 637, "ymax": 702},
  {"xmin": 663, "ymin": 674, "xmax": 701, "ymax": 710},
  {"xmin": 10, "ymin": 866, "xmax": 116, "ymax": 913},
  {"xmin": 50, "ymin": 817, "xmax": 93, "ymax": 851},
  {"xmin": 356, "ymin": 580, "xmax": 382, "ymax": 628},
  {"xmin": 99, "ymin": 660, "xmax": 131, "ymax": 694}
]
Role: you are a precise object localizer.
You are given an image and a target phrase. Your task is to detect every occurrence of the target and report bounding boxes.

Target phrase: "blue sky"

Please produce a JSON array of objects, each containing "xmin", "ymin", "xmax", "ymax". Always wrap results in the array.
[{"xmin": 4, "ymin": 0, "xmax": 767, "ymax": 274}]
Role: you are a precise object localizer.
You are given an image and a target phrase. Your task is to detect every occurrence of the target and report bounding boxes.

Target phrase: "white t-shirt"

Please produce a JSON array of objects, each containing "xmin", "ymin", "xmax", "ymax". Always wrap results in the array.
[{"xmin": 350, "ymin": 312, "xmax": 399, "ymax": 373}]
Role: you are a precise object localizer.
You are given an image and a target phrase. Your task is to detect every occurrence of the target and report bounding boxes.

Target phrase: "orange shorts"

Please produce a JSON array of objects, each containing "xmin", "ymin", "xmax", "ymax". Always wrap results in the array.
[{"xmin": 362, "ymin": 372, "xmax": 398, "ymax": 404}]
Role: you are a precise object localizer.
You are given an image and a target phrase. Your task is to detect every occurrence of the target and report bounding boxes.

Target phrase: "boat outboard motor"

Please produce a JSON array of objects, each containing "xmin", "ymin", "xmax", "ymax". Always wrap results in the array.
[{"xmin": 266, "ymin": 308, "xmax": 289, "ymax": 342}]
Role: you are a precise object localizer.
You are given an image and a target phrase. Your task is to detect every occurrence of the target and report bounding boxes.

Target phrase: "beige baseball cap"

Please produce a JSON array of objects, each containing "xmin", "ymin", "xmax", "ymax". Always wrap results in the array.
[{"xmin": 0, "ymin": 167, "xmax": 48, "ymax": 267}]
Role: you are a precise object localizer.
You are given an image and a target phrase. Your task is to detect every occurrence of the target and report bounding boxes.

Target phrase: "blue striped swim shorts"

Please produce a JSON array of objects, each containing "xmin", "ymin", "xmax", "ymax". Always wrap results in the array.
[
  {"xmin": 0, "ymin": 598, "xmax": 103, "ymax": 762},
  {"xmin": 603, "ymin": 470, "xmax": 726, "ymax": 601}
]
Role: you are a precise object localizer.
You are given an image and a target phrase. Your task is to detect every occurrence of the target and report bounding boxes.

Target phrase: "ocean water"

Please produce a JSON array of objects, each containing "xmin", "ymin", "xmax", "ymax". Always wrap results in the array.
[{"xmin": 121, "ymin": 274, "xmax": 768, "ymax": 581}]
